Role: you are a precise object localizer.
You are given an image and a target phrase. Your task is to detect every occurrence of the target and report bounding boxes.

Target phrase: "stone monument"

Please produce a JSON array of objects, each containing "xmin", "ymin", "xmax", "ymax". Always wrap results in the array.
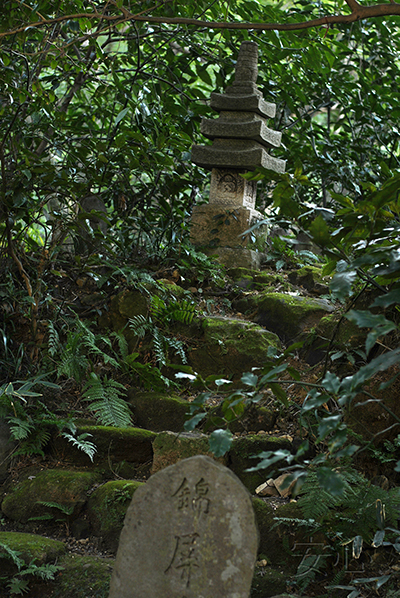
[
  {"xmin": 190, "ymin": 41, "xmax": 286, "ymax": 270},
  {"xmin": 109, "ymin": 455, "xmax": 258, "ymax": 598}
]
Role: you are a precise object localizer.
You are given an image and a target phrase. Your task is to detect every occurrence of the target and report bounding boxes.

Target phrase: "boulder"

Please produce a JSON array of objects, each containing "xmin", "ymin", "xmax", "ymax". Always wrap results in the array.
[
  {"xmin": 188, "ymin": 315, "xmax": 281, "ymax": 381},
  {"xmin": 151, "ymin": 430, "xmax": 225, "ymax": 474},
  {"xmin": 51, "ymin": 425, "xmax": 156, "ymax": 476},
  {"xmin": 127, "ymin": 391, "xmax": 189, "ymax": 432},
  {"xmin": 87, "ymin": 480, "xmax": 144, "ymax": 551},
  {"xmin": 1, "ymin": 469, "xmax": 101, "ymax": 524},
  {"xmin": 229, "ymin": 435, "xmax": 293, "ymax": 492},
  {"xmin": 233, "ymin": 292, "xmax": 334, "ymax": 342},
  {"xmin": 0, "ymin": 531, "xmax": 66, "ymax": 576}
]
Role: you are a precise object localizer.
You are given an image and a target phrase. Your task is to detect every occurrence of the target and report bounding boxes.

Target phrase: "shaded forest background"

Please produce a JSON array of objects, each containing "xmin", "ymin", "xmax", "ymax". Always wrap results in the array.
[{"xmin": 1, "ymin": 0, "xmax": 400, "ymax": 522}]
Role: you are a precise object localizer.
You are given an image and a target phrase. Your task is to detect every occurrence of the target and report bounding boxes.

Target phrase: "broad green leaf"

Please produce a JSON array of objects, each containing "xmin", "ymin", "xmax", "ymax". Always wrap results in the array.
[
  {"xmin": 330, "ymin": 268, "xmax": 357, "ymax": 301},
  {"xmin": 375, "ymin": 499, "xmax": 385, "ymax": 530},
  {"xmin": 115, "ymin": 107, "xmax": 129, "ymax": 125},
  {"xmin": 269, "ymin": 383, "xmax": 289, "ymax": 407},
  {"xmin": 322, "ymin": 371, "xmax": 341, "ymax": 394},
  {"xmin": 372, "ymin": 529, "xmax": 385, "ymax": 547},
  {"xmin": 372, "ymin": 288, "xmax": 400, "ymax": 307},
  {"xmin": 246, "ymin": 449, "xmax": 292, "ymax": 472},
  {"xmin": 209, "ymin": 429, "xmax": 233, "ymax": 458},
  {"xmin": 241, "ymin": 372, "xmax": 259, "ymax": 387},
  {"xmin": 318, "ymin": 414, "xmax": 342, "ymax": 439},
  {"xmin": 184, "ymin": 413, "xmax": 206, "ymax": 431},
  {"xmin": 316, "ymin": 467, "xmax": 345, "ymax": 496},
  {"xmin": 309, "ymin": 214, "xmax": 331, "ymax": 246}
]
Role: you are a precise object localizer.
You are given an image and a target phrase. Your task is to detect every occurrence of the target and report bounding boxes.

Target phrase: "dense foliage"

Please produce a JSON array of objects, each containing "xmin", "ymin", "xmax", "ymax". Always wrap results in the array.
[{"xmin": 1, "ymin": 4, "xmax": 400, "ymax": 592}]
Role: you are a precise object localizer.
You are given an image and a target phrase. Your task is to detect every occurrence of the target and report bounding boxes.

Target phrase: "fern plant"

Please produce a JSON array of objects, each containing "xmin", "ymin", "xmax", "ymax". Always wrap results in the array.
[
  {"xmin": 82, "ymin": 373, "xmax": 132, "ymax": 427},
  {"xmin": 0, "ymin": 541, "xmax": 63, "ymax": 596},
  {"xmin": 55, "ymin": 318, "xmax": 119, "ymax": 382},
  {"xmin": 129, "ymin": 294, "xmax": 193, "ymax": 368}
]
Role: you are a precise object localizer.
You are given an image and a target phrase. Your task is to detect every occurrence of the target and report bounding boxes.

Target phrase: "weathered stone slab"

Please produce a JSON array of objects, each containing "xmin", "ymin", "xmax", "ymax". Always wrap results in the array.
[{"xmin": 109, "ymin": 455, "xmax": 258, "ymax": 598}]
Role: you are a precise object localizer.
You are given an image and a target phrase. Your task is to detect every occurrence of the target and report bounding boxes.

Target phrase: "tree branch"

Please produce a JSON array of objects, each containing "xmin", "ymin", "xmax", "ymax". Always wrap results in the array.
[{"xmin": 1, "ymin": 2, "xmax": 400, "ymax": 39}]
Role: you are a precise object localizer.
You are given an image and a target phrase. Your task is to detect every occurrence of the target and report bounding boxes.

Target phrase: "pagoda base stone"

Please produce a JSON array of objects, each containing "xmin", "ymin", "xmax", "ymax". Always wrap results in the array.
[
  {"xmin": 190, "ymin": 204, "xmax": 267, "ymax": 250},
  {"xmin": 208, "ymin": 247, "xmax": 262, "ymax": 270}
]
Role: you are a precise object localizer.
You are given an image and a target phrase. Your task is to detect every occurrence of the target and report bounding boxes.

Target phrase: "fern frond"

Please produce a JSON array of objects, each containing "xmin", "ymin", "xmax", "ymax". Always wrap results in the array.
[
  {"xmin": 47, "ymin": 321, "xmax": 60, "ymax": 357},
  {"xmin": 83, "ymin": 374, "xmax": 132, "ymax": 427},
  {"xmin": 0, "ymin": 543, "xmax": 24, "ymax": 569},
  {"xmin": 62, "ymin": 432, "xmax": 97, "ymax": 462},
  {"xmin": 22, "ymin": 562, "xmax": 63, "ymax": 581},
  {"xmin": 57, "ymin": 346, "xmax": 89, "ymax": 382},
  {"xmin": 153, "ymin": 327, "xmax": 166, "ymax": 366},
  {"xmin": 169, "ymin": 299, "xmax": 196, "ymax": 325},
  {"xmin": 36, "ymin": 501, "xmax": 74, "ymax": 515},
  {"xmin": 112, "ymin": 330, "xmax": 129, "ymax": 361},
  {"xmin": 151, "ymin": 295, "xmax": 167, "ymax": 326},
  {"xmin": 129, "ymin": 314, "xmax": 152, "ymax": 338},
  {"xmin": 166, "ymin": 336, "xmax": 187, "ymax": 364},
  {"xmin": 7, "ymin": 417, "xmax": 32, "ymax": 440}
]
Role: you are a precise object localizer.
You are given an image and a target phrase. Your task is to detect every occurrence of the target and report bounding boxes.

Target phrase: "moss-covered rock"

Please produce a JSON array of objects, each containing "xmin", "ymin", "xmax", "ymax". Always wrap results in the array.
[
  {"xmin": 87, "ymin": 480, "xmax": 143, "ymax": 552},
  {"xmin": 233, "ymin": 292, "xmax": 334, "ymax": 342},
  {"xmin": 52, "ymin": 554, "xmax": 113, "ymax": 598},
  {"xmin": 229, "ymin": 435, "xmax": 293, "ymax": 492},
  {"xmin": 0, "ymin": 531, "xmax": 66, "ymax": 576},
  {"xmin": 228, "ymin": 404, "xmax": 277, "ymax": 434},
  {"xmin": 251, "ymin": 565, "xmax": 289, "ymax": 597},
  {"xmin": 1, "ymin": 469, "xmax": 100, "ymax": 524},
  {"xmin": 98, "ymin": 289, "xmax": 149, "ymax": 350},
  {"xmin": 51, "ymin": 426, "xmax": 156, "ymax": 475},
  {"xmin": 188, "ymin": 316, "xmax": 281, "ymax": 381},
  {"xmin": 151, "ymin": 431, "xmax": 226, "ymax": 473},
  {"xmin": 127, "ymin": 391, "xmax": 188, "ymax": 432},
  {"xmin": 252, "ymin": 498, "xmax": 303, "ymax": 569},
  {"xmin": 288, "ymin": 265, "xmax": 328, "ymax": 290}
]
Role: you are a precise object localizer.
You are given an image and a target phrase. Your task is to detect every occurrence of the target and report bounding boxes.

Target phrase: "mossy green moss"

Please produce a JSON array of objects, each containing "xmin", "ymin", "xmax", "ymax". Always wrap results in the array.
[
  {"xmin": 0, "ymin": 531, "xmax": 66, "ymax": 575},
  {"xmin": 235, "ymin": 292, "xmax": 334, "ymax": 341},
  {"xmin": 188, "ymin": 316, "xmax": 281, "ymax": 381},
  {"xmin": 1, "ymin": 470, "xmax": 100, "ymax": 523},
  {"xmin": 229, "ymin": 435, "xmax": 293, "ymax": 492},
  {"xmin": 251, "ymin": 565, "xmax": 289, "ymax": 597},
  {"xmin": 152, "ymin": 431, "xmax": 226, "ymax": 473},
  {"xmin": 52, "ymin": 426, "xmax": 156, "ymax": 469},
  {"xmin": 252, "ymin": 498, "xmax": 303, "ymax": 571},
  {"xmin": 127, "ymin": 391, "xmax": 189, "ymax": 432},
  {"xmin": 87, "ymin": 480, "xmax": 143, "ymax": 551},
  {"xmin": 52, "ymin": 554, "xmax": 113, "ymax": 598}
]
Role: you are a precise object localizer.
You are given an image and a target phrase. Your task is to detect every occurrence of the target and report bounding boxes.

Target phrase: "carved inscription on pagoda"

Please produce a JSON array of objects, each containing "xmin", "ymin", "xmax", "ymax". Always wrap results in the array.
[
  {"xmin": 209, "ymin": 169, "xmax": 257, "ymax": 209},
  {"xmin": 109, "ymin": 455, "xmax": 258, "ymax": 598}
]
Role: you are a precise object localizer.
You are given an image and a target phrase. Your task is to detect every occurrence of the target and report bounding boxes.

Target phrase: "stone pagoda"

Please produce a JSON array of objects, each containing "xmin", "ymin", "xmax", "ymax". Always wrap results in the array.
[{"xmin": 190, "ymin": 40, "xmax": 286, "ymax": 269}]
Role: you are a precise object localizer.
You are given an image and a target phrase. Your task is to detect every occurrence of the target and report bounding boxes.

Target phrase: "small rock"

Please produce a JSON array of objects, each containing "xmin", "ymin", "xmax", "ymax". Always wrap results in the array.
[
  {"xmin": 255, "ymin": 481, "xmax": 279, "ymax": 497},
  {"xmin": 274, "ymin": 473, "xmax": 296, "ymax": 498}
]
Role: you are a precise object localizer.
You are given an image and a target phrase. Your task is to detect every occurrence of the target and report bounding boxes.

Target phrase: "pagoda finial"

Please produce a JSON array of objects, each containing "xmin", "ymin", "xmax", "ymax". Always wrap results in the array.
[{"xmin": 234, "ymin": 40, "xmax": 258, "ymax": 84}]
